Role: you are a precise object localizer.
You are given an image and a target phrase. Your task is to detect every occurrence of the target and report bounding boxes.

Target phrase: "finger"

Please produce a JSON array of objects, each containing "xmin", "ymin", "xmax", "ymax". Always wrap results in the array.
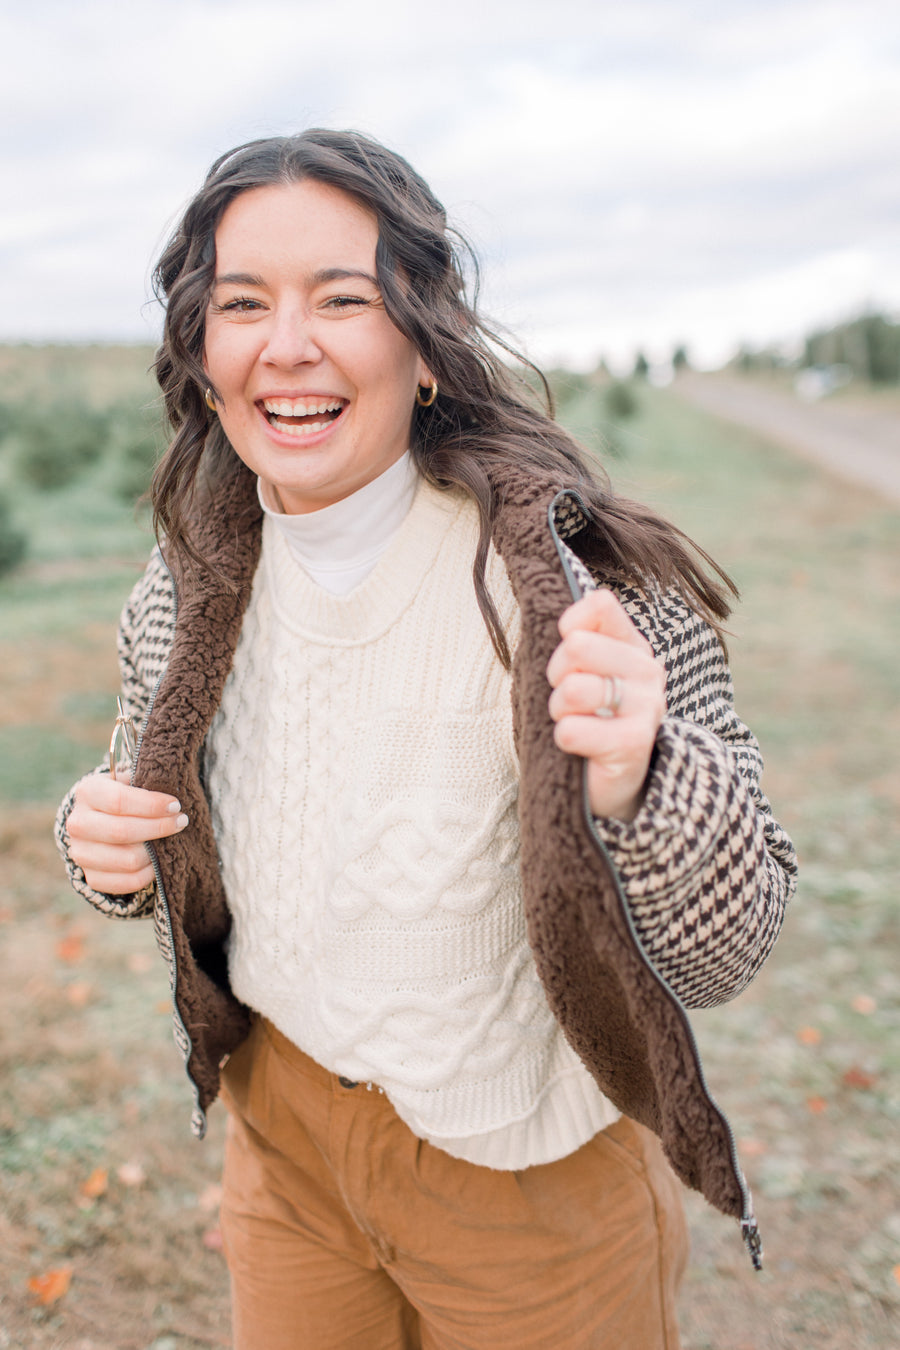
[
  {"xmin": 550, "ymin": 671, "xmax": 666, "ymax": 730},
  {"xmin": 68, "ymin": 837, "xmax": 155, "ymax": 875},
  {"xmin": 75, "ymin": 773, "xmax": 183, "ymax": 819},
  {"xmin": 81, "ymin": 863, "xmax": 157, "ymax": 896},
  {"xmin": 546, "ymin": 629, "xmax": 660, "ymax": 689},
  {"xmin": 552, "ymin": 708, "xmax": 651, "ymax": 765},
  {"xmin": 554, "ymin": 712, "xmax": 657, "ymax": 822},
  {"xmin": 67, "ymin": 804, "xmax": 190, "ymax": 847},
  {"xmin": 557, "ymin": 589, "xmax": 653, "ymax": 654},
  {"xmin": 550, "ymin": 672, "xmax": 630, "ymax": 722}
]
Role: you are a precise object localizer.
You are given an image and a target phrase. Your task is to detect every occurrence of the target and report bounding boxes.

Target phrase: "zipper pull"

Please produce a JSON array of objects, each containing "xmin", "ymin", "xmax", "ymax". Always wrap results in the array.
[{"xmin": 741, "ymin": 1213, "xmax": 764, "ymax": 1271}]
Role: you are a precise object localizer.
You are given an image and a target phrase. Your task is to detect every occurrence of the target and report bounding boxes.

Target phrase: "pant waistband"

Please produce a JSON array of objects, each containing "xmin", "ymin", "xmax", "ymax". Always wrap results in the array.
[{"xmin": 256, "ymin": 1017, "xmax": 378, "ymax": 1093}]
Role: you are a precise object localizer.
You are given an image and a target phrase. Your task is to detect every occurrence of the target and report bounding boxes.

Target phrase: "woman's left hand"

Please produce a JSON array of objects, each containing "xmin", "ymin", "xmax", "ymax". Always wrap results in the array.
[{"xmin": 546, "ymin": 589, "xmax": 667, "ymax": 822}]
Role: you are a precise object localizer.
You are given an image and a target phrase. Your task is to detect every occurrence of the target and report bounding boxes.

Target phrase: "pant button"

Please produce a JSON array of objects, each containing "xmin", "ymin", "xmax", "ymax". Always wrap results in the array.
[{"xmin": 338, "ymin": 1076, "xmax": 359, "ymax": 1089}]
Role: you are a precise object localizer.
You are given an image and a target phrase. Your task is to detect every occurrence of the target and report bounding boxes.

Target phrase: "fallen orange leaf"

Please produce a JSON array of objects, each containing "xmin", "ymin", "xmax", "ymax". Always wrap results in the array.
[
  {"xmin": 842, "ymin": 1066, "xmax": 876, "ymax": 1090},
  {"xmin": 155, "ymin": 999, "xmax": 173, "ymax": 1015},
  {"xmin": 202, "ymin": 1226, "xmax": 224, "ymax": 1252},
  {"xmin": 66, "ymin": 981, "xmax": 93, "ymax": 1008},
  {"xmin": 851, "ymin": 994, "xmax": 876, "ymax": 1015},
  {"xmin": 79, "ymin": 1166, "xmax": 108, "ymax": 1200},
  {"xmin": 28, "ymin": 1266, "xmax": 73, "ymax": 1305},
  {"xmin": 806, "ymin": 1096, "xmax": 828, "ymax": 1114},
  {"xmin": 55, "ymin": 933, "xmax": 85, "ymax": 964},
  {"xmin": 893, "ymin": 1265, "xmax": 900, "ymax": 1287},
  {"xmin": 797, "ymin": 1026, "xmax": 822, "ymax": 1046}
]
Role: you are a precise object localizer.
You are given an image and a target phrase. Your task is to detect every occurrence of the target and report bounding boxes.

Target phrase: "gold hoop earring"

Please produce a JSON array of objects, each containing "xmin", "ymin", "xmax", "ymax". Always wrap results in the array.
[
  {"xmin": 416, "ymin": 381, "xmax": 438, "ymax": 408},
  {"xmin": 204, "ymin": 387, "xmax": 217, "ymax": 412}
]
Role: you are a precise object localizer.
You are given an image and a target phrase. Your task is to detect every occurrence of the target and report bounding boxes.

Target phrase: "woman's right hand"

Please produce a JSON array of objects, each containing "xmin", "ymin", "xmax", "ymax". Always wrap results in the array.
[{"xmin": 67, "ymin": 774, "xmax": 189, "ymax": 895}]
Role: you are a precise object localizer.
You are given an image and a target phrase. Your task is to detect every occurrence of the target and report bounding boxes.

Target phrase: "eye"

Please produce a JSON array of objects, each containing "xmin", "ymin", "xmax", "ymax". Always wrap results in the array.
[
  {"xmin": 211, "ymin": 295, "xmax": 264, "ymax": 313},
  {"xmin": 321, "ymin": 294, "xmax": 372, "ymax": 313}
]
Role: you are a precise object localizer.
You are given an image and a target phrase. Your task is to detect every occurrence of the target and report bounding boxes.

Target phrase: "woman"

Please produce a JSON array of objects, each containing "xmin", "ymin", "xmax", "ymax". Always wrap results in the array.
[{"xmin": 57, "ymin": 129, "xmax": 796, "ymax": 1349}]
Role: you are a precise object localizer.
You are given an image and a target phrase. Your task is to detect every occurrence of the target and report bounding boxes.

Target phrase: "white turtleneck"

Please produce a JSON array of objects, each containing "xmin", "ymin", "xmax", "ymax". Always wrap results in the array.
[{"xmin": 257, "ymin": 451, "xmax": 418, "ymax": 595}]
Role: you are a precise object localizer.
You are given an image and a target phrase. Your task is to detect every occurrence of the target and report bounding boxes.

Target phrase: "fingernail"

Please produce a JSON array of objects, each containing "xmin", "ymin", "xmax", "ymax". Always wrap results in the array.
[
  {"xmin": 175, "ymin": 814, "xmax": 189, "ymax": 830},
  {"xmin": 167, "ymin": 800, "xmax": 182, "ymax": 814}
]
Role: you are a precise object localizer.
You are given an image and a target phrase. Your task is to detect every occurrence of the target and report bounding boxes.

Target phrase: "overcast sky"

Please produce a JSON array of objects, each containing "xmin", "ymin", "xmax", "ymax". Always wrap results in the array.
[{"xmin": 2, "ymin": 0, "xmax": 899, "ymax": 369}]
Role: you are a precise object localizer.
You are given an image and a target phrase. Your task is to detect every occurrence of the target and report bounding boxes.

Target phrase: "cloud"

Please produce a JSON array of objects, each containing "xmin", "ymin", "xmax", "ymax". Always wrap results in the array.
[{"xmin": 1, "ymin": 0, "xmax": 898, "ymax": 365}]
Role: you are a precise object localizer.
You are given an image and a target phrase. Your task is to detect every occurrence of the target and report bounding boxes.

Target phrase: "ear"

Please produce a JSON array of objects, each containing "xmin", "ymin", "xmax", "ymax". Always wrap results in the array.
[{"xmin": 416, "ymin": 358, "xmax": 435, "ymax": 389}]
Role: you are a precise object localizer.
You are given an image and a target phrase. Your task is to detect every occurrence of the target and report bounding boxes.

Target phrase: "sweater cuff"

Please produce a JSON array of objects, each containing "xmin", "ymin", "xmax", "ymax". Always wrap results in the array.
[{"xmin": 592, "ymin": 717, "xmax": 734, "ymax": 899}]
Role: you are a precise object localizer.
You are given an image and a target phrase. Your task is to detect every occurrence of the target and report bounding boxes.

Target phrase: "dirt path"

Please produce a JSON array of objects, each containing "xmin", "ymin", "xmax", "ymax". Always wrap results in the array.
[{"xmin": 672, "ymin": 373, "xmax": 900, "ymax": 505}]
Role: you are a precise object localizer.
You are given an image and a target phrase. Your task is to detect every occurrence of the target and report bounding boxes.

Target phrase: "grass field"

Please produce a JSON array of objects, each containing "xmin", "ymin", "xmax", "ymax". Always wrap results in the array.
[{"xmin": 1, "ymin": 357, "xmax": 898, "ymax": 1348}]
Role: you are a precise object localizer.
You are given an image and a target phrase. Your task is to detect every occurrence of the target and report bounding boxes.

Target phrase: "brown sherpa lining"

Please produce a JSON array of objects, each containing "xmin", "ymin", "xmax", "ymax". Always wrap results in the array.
[
  {"xmin": 132, "ymin": 458, "xmax": 746, "ymax": 1221},
  {"xmin": 133, "ymin": 462, "xmax": 262, "ymax": 1111},
  {"xmin": 490, "ymin": 466, "xmax": 745, "ymax": 1219}
]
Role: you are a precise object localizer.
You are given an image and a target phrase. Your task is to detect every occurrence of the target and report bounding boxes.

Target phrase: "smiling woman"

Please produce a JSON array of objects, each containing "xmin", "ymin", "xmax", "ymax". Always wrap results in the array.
[
  {"xmin": 55, "ymin": 128, "xmax": 796, "ymax": 1350},
  {"xmin": 203, "ymin": 180, "xmax": 432, "ymax": 514}
]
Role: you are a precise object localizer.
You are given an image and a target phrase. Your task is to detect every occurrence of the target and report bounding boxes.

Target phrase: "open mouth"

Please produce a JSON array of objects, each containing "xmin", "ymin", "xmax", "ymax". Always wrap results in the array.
[{"xmin": 261, "ymin": 397, "xmax": 346, "ymax": 437}]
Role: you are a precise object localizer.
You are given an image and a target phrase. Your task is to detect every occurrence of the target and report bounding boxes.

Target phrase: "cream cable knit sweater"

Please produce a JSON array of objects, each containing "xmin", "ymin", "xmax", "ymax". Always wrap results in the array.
[{"xmin": 204, "ymin": 479, "xmax": 618, "ymax": 1167}]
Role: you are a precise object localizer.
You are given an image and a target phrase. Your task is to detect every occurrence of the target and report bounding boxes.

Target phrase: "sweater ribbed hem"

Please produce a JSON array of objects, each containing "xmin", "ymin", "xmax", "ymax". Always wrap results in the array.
[{"xmin": 396, "ymin": 1059, "xmax": 620, "ymax": 1170}]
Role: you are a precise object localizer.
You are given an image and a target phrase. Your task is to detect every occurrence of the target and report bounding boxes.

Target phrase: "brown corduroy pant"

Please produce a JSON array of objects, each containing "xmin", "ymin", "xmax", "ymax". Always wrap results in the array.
[{"xmin": 219, "ymin": 1017, "xmax": 688, "ymax": 1349}]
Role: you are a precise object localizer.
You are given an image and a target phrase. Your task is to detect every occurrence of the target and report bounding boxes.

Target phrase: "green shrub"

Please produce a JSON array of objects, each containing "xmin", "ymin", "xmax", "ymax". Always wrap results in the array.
[
  {"xmin": 105, "ymin": 401, "xmax": 166, "ymax": 503},
  {"xmin": 0, "ymin": 401, "xmax": 16, "ymax": 442},
  {"xmin": 0, "ymin": 495, "xmax": 26, "ymax": 575},
  {"xmin": 604, "ymin": 380, "xmax": 640, "ymax": 421},
  {"xmin": 11, "ymin": 402, "xmax": 110, "ymax": 490}
]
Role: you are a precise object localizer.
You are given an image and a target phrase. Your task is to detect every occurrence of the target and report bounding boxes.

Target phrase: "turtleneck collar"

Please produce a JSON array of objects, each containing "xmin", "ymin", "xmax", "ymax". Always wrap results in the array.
[{"xmin": 257, "ymin": 451, "xmax": 419, "ymax": 596}]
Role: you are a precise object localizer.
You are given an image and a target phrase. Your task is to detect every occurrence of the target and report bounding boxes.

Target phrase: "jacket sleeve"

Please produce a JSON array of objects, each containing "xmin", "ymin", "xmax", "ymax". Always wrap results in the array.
[
  {"xmin": 587, "ymin": 578, "xmax": 798, "ymax": 1009},
  {"xmin": 54, "ymin": 549, "xmax": 175, "ymax": 920}
]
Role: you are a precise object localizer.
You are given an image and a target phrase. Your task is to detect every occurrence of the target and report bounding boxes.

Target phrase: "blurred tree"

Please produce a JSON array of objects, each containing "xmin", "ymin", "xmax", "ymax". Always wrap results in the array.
[
  {"xmin": 672, "ymin": 344, "xmax": 690, "ymax": 372},
  {"xmin": 632, "ymin": 351, "xmax": 650, "ymax": 380},
  {"xmin": 866, "ymin": 315, "xmax": 900, "ymax": 382},
  {"xmin": 733, "ymin": 345, "xmax": 782, "ymax": 373},
  {"xmin": 803, "ymin": 311, "xmax": 899, "ymax": 383}
]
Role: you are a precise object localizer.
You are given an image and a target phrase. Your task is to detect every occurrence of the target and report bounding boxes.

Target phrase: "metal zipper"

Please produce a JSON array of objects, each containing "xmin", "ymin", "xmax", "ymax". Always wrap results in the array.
[
  {"xmin": 130, "ymin": 550, "xmax": 208, "ymax": 1140},
  {"xmin": 548, "ymin": 491, "xmax": 763, "ymax": 1271}
]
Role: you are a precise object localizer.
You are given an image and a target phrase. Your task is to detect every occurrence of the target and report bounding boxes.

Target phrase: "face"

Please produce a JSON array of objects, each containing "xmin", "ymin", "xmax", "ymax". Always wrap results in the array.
[{"xmin": 203, "ymin": 179, "xmax": 432, "ymax": 514}]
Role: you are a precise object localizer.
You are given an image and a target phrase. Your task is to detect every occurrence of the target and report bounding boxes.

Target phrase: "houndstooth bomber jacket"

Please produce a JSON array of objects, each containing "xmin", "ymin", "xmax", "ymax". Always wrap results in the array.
[{"xmin": 56, "ymin": 460, "xmax": 796, "ymax": 1265}]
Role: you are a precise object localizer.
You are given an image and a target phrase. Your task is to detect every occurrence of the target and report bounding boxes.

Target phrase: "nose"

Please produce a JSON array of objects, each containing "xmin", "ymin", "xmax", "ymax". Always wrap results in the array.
[{"xmin": 260, "ymin": 306, "xmax": 323, "ymax": 368}]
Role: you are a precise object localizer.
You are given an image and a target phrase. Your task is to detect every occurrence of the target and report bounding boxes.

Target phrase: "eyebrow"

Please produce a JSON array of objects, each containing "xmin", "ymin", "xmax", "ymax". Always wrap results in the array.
[{"xmin": 212, "ymin": 267, "xmax": 380, "ymax": 288}]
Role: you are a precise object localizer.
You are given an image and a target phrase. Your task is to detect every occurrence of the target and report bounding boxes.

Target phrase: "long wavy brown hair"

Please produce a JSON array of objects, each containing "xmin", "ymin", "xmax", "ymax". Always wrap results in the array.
[{"xmin": 152, "ymin": 128, "xmax": 735, "ymax": 665}]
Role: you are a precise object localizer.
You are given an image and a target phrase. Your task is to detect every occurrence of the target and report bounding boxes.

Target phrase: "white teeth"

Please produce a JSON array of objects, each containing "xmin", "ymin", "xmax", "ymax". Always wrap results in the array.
[
  {"xmin": 262, "ymin": 397, "xmax": 343, "ymax": 416},
  {"xmin": 270, "ymin": 418, "xmax": 330, "ymax": 437}
]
